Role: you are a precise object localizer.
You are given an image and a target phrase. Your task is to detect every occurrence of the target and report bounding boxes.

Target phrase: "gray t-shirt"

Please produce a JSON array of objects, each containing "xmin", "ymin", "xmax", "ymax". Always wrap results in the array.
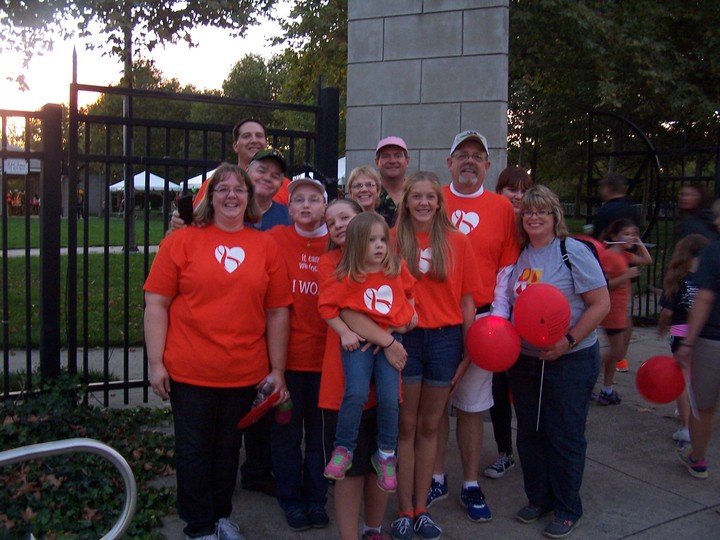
[{"xmin": 509, "ymin": 236, "xmax": 607, "ymax": 356}]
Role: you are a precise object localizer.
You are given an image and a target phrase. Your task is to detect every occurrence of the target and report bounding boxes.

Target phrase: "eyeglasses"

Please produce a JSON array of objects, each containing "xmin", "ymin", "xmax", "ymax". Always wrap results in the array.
[
  {"xmin": 290, "ymin": 196, "xmax": 324, "ymax": 205},
  {"xmin": 521, "ymin": 209, "xmax": 552, "ymax": 218},
  {"xmin": 213, "ymin": 186, "xmax": 248, "ymax": 196},
  {"xmin": 452, "ymin": 152, "xmax": 487, "ymax": 162},
  {"xmin": 349, "ymin": 182, "xmax": 377, "ymax": 191}
]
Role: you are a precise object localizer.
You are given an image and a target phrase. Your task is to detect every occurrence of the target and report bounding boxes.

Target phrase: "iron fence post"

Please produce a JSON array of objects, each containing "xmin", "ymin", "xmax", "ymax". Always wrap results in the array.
[
  {"xmin": 40, "ymin": 104, "xmax": 63, "ymax": 379},
  {"xmin": 316, "ymin": 87, "xmax": 339, "ymax": 199}
]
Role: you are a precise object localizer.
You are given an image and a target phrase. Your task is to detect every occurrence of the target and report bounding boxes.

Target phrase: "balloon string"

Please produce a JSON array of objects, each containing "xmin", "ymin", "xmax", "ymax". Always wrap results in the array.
[{"xmin": 536, "ymin": 360, "xmax": 545, "ymax": 431}]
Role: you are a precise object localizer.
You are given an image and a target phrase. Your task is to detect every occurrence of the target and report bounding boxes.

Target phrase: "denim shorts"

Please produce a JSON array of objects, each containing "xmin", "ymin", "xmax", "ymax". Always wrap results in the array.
[{"xmin": 401, "ymin": 325, "xmax": 463, "ymax": 387}]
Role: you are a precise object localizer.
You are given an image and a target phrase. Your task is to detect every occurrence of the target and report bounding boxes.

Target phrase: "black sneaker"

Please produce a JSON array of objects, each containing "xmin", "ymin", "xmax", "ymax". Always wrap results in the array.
[
  {"xmin": 515, "ymin": 504, "xmax": 552, "ymax": 524},
  {"xmin": 285, "ymin": 508, "xmax": 310, "ymax": 531},
  {"xmin": 597, "ymin": 390, "xmax": 621, "ymax": 406},
  {"xmin": 307, "ymin": 506, "xmax": 329, "ymax": 529},
  {"xmin": 543, "ymin": 517, "xmax": 580, "ymax": 538},
  {"xmin": 484, "ymin": 453, "xmax": 515, "ymax": 479}
]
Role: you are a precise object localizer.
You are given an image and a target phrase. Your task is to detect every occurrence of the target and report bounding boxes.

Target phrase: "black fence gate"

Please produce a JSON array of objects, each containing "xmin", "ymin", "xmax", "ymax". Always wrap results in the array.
[{"xmin": 1, "ymin": 81, "xmax": 339, "ymax": 405}]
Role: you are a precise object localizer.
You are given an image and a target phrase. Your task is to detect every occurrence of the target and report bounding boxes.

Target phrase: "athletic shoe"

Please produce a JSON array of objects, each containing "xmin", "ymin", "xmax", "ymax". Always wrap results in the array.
[
  {"xmin": 361, "ymin": 529, "xmax": 385, "ymax": 540},
  {"xmin": 672, "ymin": 427, "xmax": 690, "ymax": 443},
  {"xmin": 543, "ymin": 517, "xmax": 580, "ymax": 538},
  {"xmin": 371, "ymin": 451, "xmax": 398, "ymax": 492},
  {"xmin": 307, "ymin": 506, "xmax": 329, "ymax": 529},
  {"xmin": 515, "ymin": 504, "xmax": 552, "ymax": 524},
  {"xmin": 216, "ymin": 518, "xmax": 246, "ymax": 540},
  {"xmin": 185, "ymin": 535, "xmax": 218, "ymax": 540},
  {"xmin": 324, "ymin": 446, "xmax": 352, "ymax": 480},
  {"xmin": 413, "ymin": 512, "xmax": 442, "ymax": 540},
  {"xmin": 676, "ymin": 443, "xmax": 708, "ymax": 479},
  {"xmin": 460, "ymin": 485, "xmax": 492, "ymax": 522},
  {"xmin": 615, "ymin": 358, "xmax": 629, "ymax": 372},
  {"xmin": 285, "ymin": 508, "xmax": 310, "ymax": 531},
  {"xmin": 391, "ymin": 515, "xmax": 414, "ymax": 540},
  {"xmin": 426, "ymin": 474, "xmax": 448, "ymax": 508},
  {"xmin": 484, "ymin": 453, "xmax": 515, "ymax": 479},
  {"xmin": 597, "ymin": 389, "xmax": 621, "ymax": 406}
]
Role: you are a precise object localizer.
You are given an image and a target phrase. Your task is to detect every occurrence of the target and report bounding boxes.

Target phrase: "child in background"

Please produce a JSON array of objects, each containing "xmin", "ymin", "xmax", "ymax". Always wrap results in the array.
[
  {"xmin": 597, "ymin": 219, "xmax": 653, "ymax": 405},
  {"xmin": 319, "ymin": 212, "xmax": 418, "ymax": 492},
  {"xmin": 657, "ymin": 234, "xmax": 710, "ymax": 443}
]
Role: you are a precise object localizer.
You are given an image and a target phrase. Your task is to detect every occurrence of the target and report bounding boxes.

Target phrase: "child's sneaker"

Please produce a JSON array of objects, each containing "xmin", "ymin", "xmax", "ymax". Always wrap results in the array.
[
  {"xmin": 676, "ymin": 443, "xmax": 708, "ymax": 479},
  {"xmin": 324, "ymin": 447, "xmax": 352, "ymax": 480},
  {"xmin": 615, "ymin": 358, "xmax": 629, "ymax": 372},
  {"xmin": 672, "ymin": 427, "xmax": 690, "ymax": 443},
  {"xmin": 426, "ymin": 474, "xmax": 448, "ymax": 507},
  {"xmin": 597, "ymin": 389, "xmax": 621, "ymax": 406},
  {"xmin": 371, "ymin": 451, "xmax": 398, "ymax": 492},
  {"xmin": 484, "ymin": 453, "xmax": 515, "ymax": 479}
]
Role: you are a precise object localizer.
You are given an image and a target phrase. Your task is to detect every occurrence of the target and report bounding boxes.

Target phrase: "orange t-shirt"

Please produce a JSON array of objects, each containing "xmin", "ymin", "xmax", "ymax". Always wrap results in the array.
[
  {"xmin": 143, "ymin": 225, "xmax": 292, "ymax": 387},
  {"xmin": 269, "ymin": 225, "xmax": 328, "ymax": 371},
  {"xmin": 317, "ymin": 250, "xmax": 378, "ymax": 411},
  {"xmin": 318, "ymin": 260, "xmax": 416, "ymax": 330},
  {"xmin": 272, "ymin": 177, "xmax": 292, "ymax": 205},
  {"xmin": 443, "ymin": 187, "xmax": 520, "ymax": 306},
  {"xmin": 399, "ymin": 229, "xmax": 481, "ymax": 328},
  {"xmin": 599, "ymin": 248, "xmax": 632, "ymax": 329}
]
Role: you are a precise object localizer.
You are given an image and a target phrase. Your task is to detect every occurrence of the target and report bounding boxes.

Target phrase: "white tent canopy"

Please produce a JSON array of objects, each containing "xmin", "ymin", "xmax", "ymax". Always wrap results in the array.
[
  {"xmin": 109, "ymin": 171, "xmax": 181, "ymax": 192},
  {"xmin": 185, "ymin": 168, "xmax": 216, "ymax": 189}
]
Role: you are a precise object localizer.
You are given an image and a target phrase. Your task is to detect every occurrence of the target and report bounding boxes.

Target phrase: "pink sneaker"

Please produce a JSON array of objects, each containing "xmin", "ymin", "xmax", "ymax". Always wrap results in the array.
[
  {"xmin": 324, "ymin": 447, "xmax": 352, "ymax": 480},
  {"xmin": 371, "ymin": 451, "xmax": 398, "ymax": 492}
]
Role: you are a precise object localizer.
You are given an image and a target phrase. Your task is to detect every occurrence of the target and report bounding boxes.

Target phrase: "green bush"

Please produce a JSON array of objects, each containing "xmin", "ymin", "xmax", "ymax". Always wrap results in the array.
[{"xmin": 0, "ymin": 373, "xmax": 175, "ymax": 539}]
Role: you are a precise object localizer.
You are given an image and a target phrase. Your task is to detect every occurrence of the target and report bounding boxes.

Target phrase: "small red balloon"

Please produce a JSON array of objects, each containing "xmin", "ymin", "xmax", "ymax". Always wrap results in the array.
[
  {"xmin": 513, "ymin": 283, "xmax": 571, "ymax": 348},
  {"xmin": 466, "ymin": 316, "xmax": 521, "ymax": 372},
  {"xmin": 635, "ymin": 355, "xmax": 685, "ymax": 404}
]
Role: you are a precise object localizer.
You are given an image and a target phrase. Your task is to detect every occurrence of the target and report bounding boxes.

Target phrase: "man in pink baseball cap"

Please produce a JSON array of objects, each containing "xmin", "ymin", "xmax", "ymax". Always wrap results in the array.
[{"xmin": 374, "ymin": 136, "xmax": 410, "ymax": 227}]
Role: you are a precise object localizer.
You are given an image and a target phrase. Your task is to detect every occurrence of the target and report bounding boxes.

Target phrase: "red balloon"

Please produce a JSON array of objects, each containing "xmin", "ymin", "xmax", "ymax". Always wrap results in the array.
[
  {"xmin": 513, "ymin": 283, "xmax": 571, "ymax": 348},
  {"xmin": 635, "ymin": 355, "xmax": 685, "ymax": 404},
  {"xmin": 466, "ymin": 316, "xmax": 521, "ymax": 372}
]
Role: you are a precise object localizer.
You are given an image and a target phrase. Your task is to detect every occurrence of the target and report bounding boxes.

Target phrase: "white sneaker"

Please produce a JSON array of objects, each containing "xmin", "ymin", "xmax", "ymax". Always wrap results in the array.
[
  {"xmin": 217, "ymin": 518, "xmax": 246, "ymax": 540},
  {"xmin": 672, "ymin": 427, "xmax": 690, "ymax": 443}
]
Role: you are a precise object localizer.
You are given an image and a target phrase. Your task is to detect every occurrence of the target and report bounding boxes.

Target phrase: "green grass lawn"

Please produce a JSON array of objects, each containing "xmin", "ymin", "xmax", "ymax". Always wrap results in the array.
[
  {"xmin": 1, "ymin": 215, "xmax": 167, "ymax": 249},
  {"xmin": 3, "ymin": 252, "xmax": 150, "ymax": 348}
]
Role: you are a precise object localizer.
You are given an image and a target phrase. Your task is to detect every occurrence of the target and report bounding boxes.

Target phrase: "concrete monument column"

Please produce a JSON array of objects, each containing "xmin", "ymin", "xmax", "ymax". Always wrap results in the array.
[{"xmin": 346, "ymin": 0, "xmax": 509, "ymax": 188}]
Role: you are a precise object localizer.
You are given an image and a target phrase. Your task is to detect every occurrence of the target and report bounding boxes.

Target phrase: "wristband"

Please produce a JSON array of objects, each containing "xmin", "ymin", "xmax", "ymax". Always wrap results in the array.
[{"xmin": 384, "ymin": 337, "xmax": 396, "ymax": 349}]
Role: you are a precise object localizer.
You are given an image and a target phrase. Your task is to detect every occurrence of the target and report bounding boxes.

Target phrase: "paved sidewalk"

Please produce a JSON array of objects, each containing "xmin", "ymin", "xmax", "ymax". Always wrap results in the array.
[{"xmin": 156, "ymin": 326, "xmax": 720, "ymax": 539}]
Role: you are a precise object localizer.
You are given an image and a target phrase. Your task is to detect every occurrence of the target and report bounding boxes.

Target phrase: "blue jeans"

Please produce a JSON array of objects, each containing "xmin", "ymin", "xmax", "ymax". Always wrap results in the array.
[
  {"xmin": 335, "ymin": 341, "xmax": 400, "ymax": 453},
  {"xmin": 401, "ymin": 325, "xmax": 463, "ymax": 386},
  {"xmin": 270, "ymin": 370, "xmax": 328, "ymax": 513},
  {"xmin": 508, "ymin": 342, "xmax": 600, "ymax": 522},
  {"xmin": 170, "ymin": 380, "xmax": 255, "ymax": 537}
]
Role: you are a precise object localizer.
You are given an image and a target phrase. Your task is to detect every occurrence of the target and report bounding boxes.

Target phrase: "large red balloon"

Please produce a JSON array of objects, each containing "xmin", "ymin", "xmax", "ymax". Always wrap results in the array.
[
  {"xmin": 466, "ymin": 316, "xmax": 521, "ymax": 372},
  {"xmin": 514, "ymin": 283, "xmax": 571, "ymax": 348},
  {"xmin": 636, "ymin": 355, "xmax": 685, "ymax": 404}
]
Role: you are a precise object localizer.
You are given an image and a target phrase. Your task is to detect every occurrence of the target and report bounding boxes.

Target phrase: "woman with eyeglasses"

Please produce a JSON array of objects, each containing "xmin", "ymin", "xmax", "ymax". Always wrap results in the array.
[
  {"xmin": 346, "ymin": 166, "xmax": 382, "ymax": 213},
  {"xmin": 144, "ymin": 162, "xmax": 292, "ymax": 540},
  {"xmin": 507, "ymin": 185, "xmax": 609, "ymax": 539}
]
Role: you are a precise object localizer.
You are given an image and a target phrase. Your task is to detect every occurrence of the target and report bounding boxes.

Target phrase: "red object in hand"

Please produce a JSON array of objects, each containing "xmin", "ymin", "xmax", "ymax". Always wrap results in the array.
[
  {"xmin": 466, "ymin": 316, "xmax": 521, "ymax": 372},
  {"xmin": 514, "ymin": 283, "xmax": 571, "ymax": 348},
  {"xmin": 635, "ymin": 355, "xmax": 685, "ymax": 404},
  {"xmin": 237, "ymin": 391, "xmax": 280, "ymax": 430}
]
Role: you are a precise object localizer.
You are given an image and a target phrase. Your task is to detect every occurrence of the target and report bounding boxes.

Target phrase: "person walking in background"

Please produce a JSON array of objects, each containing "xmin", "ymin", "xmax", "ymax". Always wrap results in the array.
[
  {"xmin": 267, "ymin": 177, "xmax": 330, "ymax": 532},
  {"xmin": 673, "ymin": 203, "xmax": 720, "ymax": 479},
  {"xmin": 318, "ymin": 198, "xmax": 399, "ymax": 540},
  {"xmin": 390, "ymin": 171, "xmax": 480, "ymax": 540},
  {"xmin": 674, "ymin": 182, "xmax": 718, "ymax": 242},
  {"xmin": 592, "ymin": 173, "xmax": 642, "ymax": 239},
  {"xmin": 346, "ymin": 165, "xmax": 382, "ymax": 213},
  {"xmin": 596, "ymin": 219, "xmax": 652, "ymax": 406},
  {"xmin": 508, "ymin": 185, "xmax": 609, "ymax": 539},
  {"xmin": 483, "ymin": 165, "xmax": 534, "ymax": 481},
  {"xmin": 144, "ymin": 163, "xmax": 292, "ymax": 540},
  {"xmin": 319, "ymin": 212, "xmax": 417, "ymax": 493},
  {"xmin": 658, "ymin": 234, "xmax": 710, "ymax": 444}
]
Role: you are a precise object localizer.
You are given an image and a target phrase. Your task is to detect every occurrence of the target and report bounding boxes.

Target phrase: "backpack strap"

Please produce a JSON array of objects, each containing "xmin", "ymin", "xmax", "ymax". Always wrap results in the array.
[{"xmin": 560, "ymin": 238, "xmax": 572, "ymax": 270}]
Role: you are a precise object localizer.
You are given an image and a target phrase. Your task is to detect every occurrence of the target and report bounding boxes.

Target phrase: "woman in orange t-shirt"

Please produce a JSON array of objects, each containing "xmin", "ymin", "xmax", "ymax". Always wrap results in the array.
[
  {"xmin": 388, "ymin": 171, "xmax": 480, "ymax": 538},
  {"xmin": 144, "ymin": 163, "xmax": 291, "ymax": 540}
]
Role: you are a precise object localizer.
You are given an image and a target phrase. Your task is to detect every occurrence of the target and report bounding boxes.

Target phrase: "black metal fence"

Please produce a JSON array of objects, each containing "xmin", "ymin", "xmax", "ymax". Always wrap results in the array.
[{"xmin": 1, "ymin": 83, "xmax": 339, "ymax": 404}]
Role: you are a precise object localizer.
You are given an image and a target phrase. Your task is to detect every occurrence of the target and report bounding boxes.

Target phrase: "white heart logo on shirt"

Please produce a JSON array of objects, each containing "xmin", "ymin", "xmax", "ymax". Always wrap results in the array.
[
  {"xmin": 215, "ymin": 245, "xmax": 246, "ymax": 273},
  {"xmin": 364, "ymin": 285, "xmax": 393, "ymax": 314},
  {"xmin": 419, "ymin": 247, "xmax": 433, "ymax": 274},
  {"xmin": 451, "ymin": 210, "xmax": 480, "ymax": 234}
]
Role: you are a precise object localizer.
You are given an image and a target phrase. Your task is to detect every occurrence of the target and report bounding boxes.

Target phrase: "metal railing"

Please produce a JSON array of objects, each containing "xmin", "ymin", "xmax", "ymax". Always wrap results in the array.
[{"xmin": 0, "ymin": 438, "xmax": 137, "ymax": 539}]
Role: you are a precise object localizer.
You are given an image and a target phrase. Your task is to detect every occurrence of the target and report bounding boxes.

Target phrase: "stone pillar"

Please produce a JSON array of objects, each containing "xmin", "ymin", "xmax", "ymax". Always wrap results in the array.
[{"xmin": 346, "ymin": 0, "xmax": 508, "ymax": 188}]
